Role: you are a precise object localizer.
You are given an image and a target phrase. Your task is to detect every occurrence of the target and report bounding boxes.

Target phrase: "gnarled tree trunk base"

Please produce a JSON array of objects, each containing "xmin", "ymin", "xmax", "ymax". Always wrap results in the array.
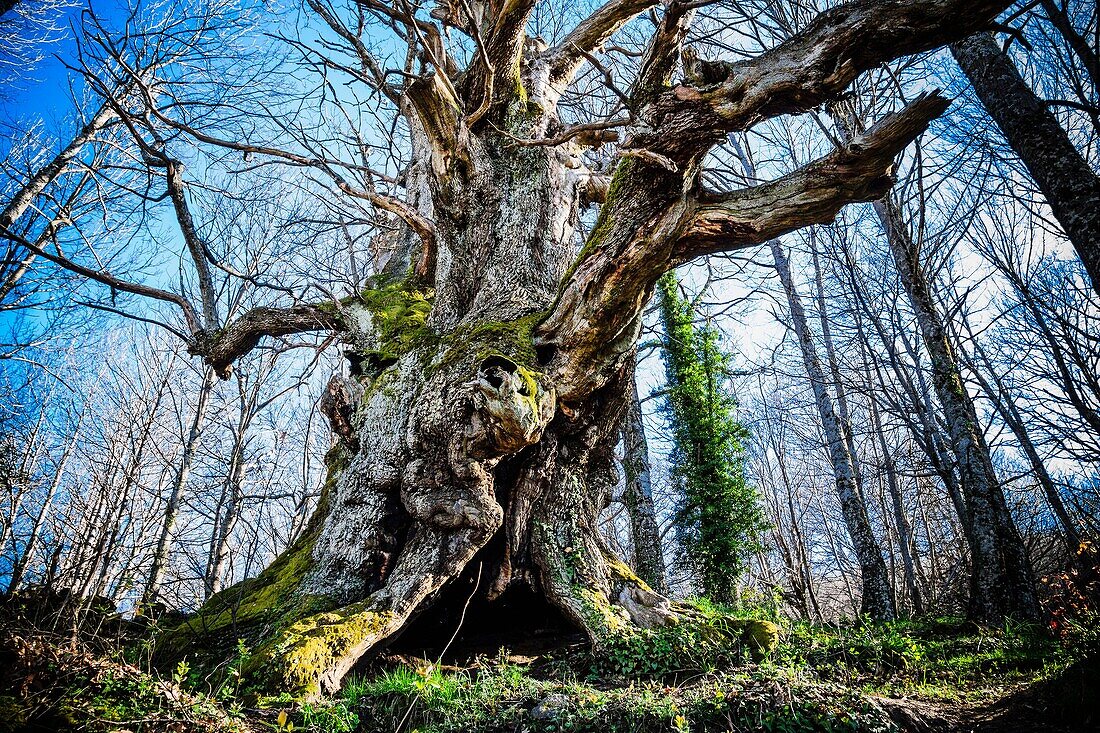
[{"xmin": 155, "ymin": 359, "xmax": 777, "ymax": 699}]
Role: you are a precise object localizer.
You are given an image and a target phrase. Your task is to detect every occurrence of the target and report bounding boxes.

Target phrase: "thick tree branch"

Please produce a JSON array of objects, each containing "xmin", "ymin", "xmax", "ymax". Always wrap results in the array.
[
  {"xmin": 628, "ymin": 0, "xmax": 1011, "ymax": 165},
  {"xmin": 543, "ymin": 0, "xmax": 658, "ymax": 87},
  {"xmin": 406, "ymin": 71, "xmax": 469, "ymax": 177},
  {"xmin": 538, "ymin": 0, "xmax": 1012, "ymax": 405},
  {"xmin": 190, "ymin": 304, "xmax": 345, "ymax": 379},
  {"xmin": 481, "ymin": 0, "xmax": 537, "ymax": 106},
  {"xmin": 538, "ymin": 93, "xmax": 948, "ymax": 404},
  {"xmin": 630, "ymin": 1, "xmax": 695, "ymax": 105},
  {"xmin": 674, "ymin": 93, "xmax": 950, "ymax": 260},
  {"xmin": 163, "ymin": 159, "xmax": 220, "ymax": 328}
]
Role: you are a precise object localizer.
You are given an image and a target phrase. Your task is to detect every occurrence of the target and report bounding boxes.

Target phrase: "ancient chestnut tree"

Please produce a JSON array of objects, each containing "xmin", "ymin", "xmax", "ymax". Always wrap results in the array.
[{"xmin": 139, "ymin": 0, "xmax": 1015, "ymax": 697}]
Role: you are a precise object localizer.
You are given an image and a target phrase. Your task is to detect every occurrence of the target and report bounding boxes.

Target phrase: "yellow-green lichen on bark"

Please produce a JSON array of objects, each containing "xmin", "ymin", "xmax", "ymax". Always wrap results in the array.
[
  {"xmin": 249, "ymin": 601, "xmax": 395, "ymax": 697},
  {"xmin": 356, "ymin": 277, "xmax": 434, "ymax": 354},
  {"xmin": 317, "ymin": 275, "xmax": 436, "ymax": 366},
  {"xmin": 607, "ymin": 556, "xmax": 654, "ymax": 593},
  {"xmin": 435, "ymin": 311, "xmax": 546, "ymax": 373},
  {"xmin": 577, "ymin": 586, "xmax": 632, "ymax": 637}
]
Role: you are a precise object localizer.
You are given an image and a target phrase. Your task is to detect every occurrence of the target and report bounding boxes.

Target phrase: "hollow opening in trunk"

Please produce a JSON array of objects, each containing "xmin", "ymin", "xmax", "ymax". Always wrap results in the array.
[
  {"xmin": 384, "ymin": 570, "xmax": 580, "ymax": 664},
  {"xmin": 383, "ymin": 450, "xmax": 580, "ymax": 664}
]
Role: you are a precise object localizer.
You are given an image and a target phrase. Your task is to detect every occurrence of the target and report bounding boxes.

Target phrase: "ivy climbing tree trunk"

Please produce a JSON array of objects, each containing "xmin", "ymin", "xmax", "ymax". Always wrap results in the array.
[
  {"xmin": 147, "ymin": 0, "xmax": 1014, "ymax": 697},
  {"xmin": 657, "ymin": 272, "xmax": 766, "ymax": 605}
]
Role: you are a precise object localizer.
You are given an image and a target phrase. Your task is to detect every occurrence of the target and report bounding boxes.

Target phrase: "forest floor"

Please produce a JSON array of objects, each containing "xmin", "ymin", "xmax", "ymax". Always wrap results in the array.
[{"xmin": 1, "ymin": 594, "xmax": 1097, "ymax": 733}]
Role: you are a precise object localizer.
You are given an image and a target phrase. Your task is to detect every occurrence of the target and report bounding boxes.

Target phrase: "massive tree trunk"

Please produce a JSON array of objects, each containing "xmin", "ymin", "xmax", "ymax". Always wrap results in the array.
[
  {"xmin": 152, "ymin": 0, "xmax": 1014, "ymax": 698},
  {"xmin": 951, "ymin": 32, "xmax": 1100, "ymax": 296}
]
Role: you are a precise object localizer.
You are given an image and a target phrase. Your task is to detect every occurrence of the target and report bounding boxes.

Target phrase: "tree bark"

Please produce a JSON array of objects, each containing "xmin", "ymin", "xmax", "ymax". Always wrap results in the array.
[
  {"xmin": 621, "ymin": 364, "xmax": 668, "ymax": 593},
  {"xmin": 952, "ymin": 32, "xmax": 1100, "ymax": 295},
  {"xmin": 811, "ymin": 243, "xmax": 865, "ymax": 491}
]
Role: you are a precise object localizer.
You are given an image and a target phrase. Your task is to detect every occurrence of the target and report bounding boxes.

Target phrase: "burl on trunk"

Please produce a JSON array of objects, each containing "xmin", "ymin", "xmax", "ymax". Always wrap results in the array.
[{"xmin": 158, "ymin": 0, "xmax": 1016, "ymax": 697}]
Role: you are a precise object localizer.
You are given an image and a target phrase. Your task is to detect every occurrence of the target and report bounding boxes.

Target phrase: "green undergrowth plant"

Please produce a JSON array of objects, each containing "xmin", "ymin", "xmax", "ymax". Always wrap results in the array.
[
  {"xmin": 0, "ymin": 621, "xmax": 249, "ymax": 733},
  {"xmin": 332, "ymin": 652, "xmax": 897, "ymax": 733},
  {"xmin": 586, "ymin": 601, "xmax": 778, "ymax": 679},
  {"xmin": 770, "ymin": 616, "xmax": 1070, "ymax": 702}
]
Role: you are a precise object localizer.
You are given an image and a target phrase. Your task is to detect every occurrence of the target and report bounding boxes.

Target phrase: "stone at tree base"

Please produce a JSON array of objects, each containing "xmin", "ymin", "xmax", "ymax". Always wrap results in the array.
[{"xmin": 737, "ymin": 619, "xmax": 780, "ymax": 655}]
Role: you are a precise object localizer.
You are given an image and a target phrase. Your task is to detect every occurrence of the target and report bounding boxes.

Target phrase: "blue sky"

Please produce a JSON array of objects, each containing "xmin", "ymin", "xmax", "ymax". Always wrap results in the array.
[{"xmin": 3, "ymin": 0, "xmax": 96, "ymax": 127}]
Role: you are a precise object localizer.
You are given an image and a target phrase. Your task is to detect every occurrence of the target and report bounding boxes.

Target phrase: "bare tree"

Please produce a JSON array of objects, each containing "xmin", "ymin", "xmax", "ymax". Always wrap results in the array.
[
  {"xmin": 951, "ymin": 28, "xmax": 1100, "ymax": 294},
  {"xmin": 141, "ymin": 364, "xmax": 216, "ymax": 609},
  {"xmin": 621, "ymin": 363, "xmax": 667, "ymax": 593},
  {"xmin": 10, "ymin": 0, "xmax": 1019, "ymax": 696}
]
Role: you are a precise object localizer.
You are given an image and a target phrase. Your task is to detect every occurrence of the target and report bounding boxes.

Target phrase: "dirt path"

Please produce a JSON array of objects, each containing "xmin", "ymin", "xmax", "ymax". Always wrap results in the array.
[{"xmin": 876, "ymin": 655, "xmax": 1100, "ymax": 733}]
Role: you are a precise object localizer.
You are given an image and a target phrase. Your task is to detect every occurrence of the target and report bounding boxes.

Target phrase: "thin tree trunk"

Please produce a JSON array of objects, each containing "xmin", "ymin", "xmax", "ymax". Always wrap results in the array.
[
  {"xmin": 772, "ymin": 435, "xmax": 823, "ymax": 622},
  {"xmin": 868, "ymin": 387, "xmax": 923, "ymax": 615},
  {"xmin": 206, "ymin": 434, "xmax": 247, "ymax": 598},
  {"xmin": 952, "ymin": 32, "xmax": 1100, "ymax": 295},
  {"xmin": 620, "ymin": 363, "xmax": 667, "ymax": 593},
  {"xmin": 842, "ymin": 263, "xmax": 971, "ymax": 528},
  {"xmin": 0, "ymin": 407, "xmax": 46, "ymax": 556},
  {"xmin": 969, "ymin": 343, "xmax": 1083, "ymax": 552},
  {"xmin": 771, "ymin": 240, "xmax": 896, "ymax": 621},
  {"xmin": 873, "ymin": 196, "xmax": 1039, "ymax": 622},
  {"xmin": 812, "ymin": 243, "xmax": 865, "ymax": 490},
  {"xmin": 142, "ymin": 366, "xmax": 216, "ymax": 609},
  {"xmin": 6, "ymin": 420, "xmax": 82, "ymax": 594}
]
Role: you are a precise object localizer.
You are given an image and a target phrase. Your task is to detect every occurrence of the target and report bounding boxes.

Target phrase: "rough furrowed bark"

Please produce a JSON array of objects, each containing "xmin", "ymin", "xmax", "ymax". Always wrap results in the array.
[
  {"xmin": 159, "ymin": 309, "xmax": 558, "ymax": 697},
  {"xmin": 621, "ymin": 369, "xmax": 668, "ymax": 594},
  {"xmin": 951, "ymin": 32, "xmax": 1100, "ymax": 296},
  {"xmin": 529, "ymin": 367, "xmax": 677, "ymax": 635},
  {"xmin": 526, "ymin": 368, "xmax": 777, "ymax": 653}
]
